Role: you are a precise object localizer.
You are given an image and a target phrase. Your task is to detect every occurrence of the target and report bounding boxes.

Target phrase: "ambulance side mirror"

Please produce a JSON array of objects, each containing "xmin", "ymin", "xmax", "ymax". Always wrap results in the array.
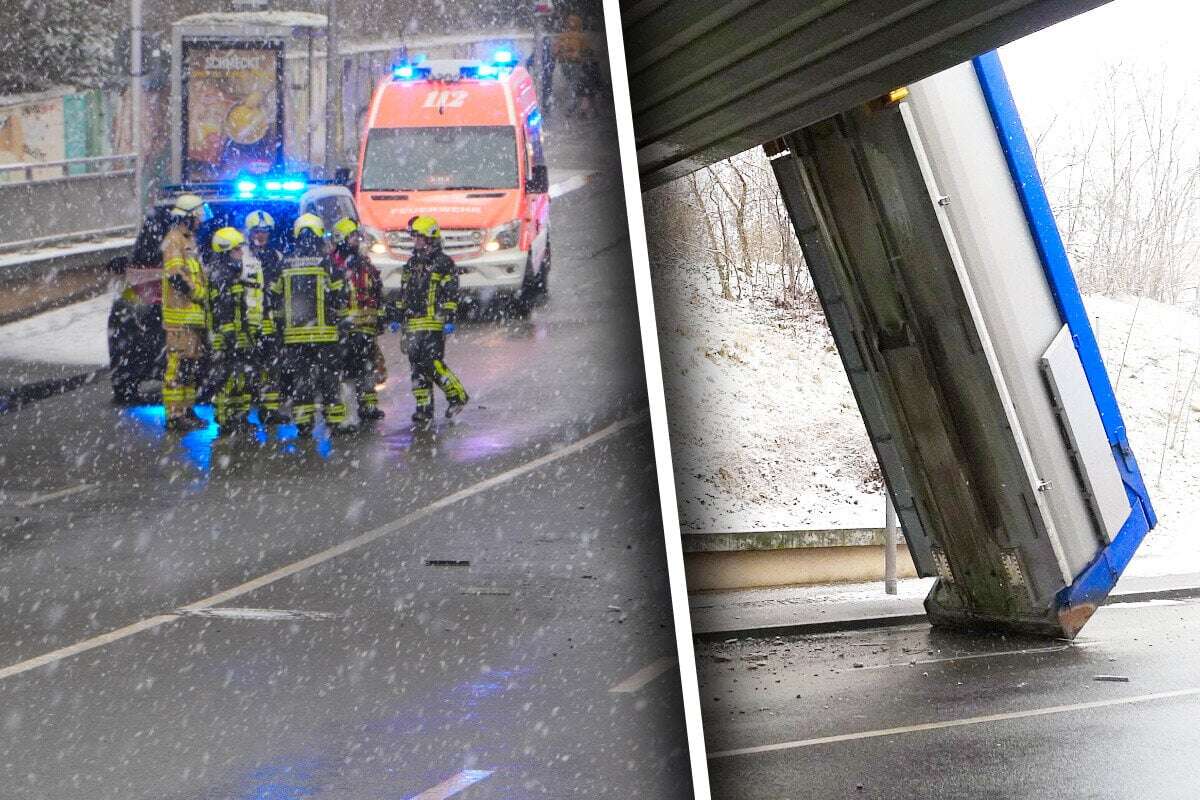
[{"xmin": 526, "ymin": 164, "xmax": 549, "ymax": 195}]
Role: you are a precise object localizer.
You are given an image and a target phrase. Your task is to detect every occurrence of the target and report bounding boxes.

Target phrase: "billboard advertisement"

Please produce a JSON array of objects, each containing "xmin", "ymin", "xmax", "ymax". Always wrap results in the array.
[
  {"xmin": 0, "ymin": 91, "xmax": 67, "ymax": 182},
  {"xmin": 182, "ymin": 41, "xmax": 283, "ymax": 181}
]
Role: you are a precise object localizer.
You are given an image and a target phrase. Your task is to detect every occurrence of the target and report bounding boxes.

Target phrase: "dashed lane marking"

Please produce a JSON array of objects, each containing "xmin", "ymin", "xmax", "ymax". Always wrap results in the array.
[
  {"xmin": 408, "ymin": 769, "xmax": 494, "ymax": 800},
  {"xmin": 0, "ymin": 412, "xmax": 648, "ymax": 682},
  {"xmin": 12, "ymin": 482, "xmax": 98, "ymax": 507},
  {"xmin": 610, "ymin": 656, "xmax": 678, "ymax": 693},
  {"xmin": 708, "ymin": 687, "xmax": 1200, "ymax": 760},
  {"xmin": 549, "ymin": 172, "xmax": 594, "ymax": 198}
]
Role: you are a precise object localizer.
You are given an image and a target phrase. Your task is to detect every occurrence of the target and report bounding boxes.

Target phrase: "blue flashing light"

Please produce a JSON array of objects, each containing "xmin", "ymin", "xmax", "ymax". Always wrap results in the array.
[
  {"xmin": 394, "ymin": 64, "xmax": 415, "ymax": 79},
  {"xmin": 493, "ymin": 49, "xmax": 515, "ymax": 65},
  {"xmin": 236, "ymin": 179, "xmax": 258, "ymax": 196},
  {"xmin": 249, "ymin": 176, "xmax": 307, "ymax": 196},
  {"xmin": 477, "ymin": 64, "xmax": 498, "ymax": 77}
]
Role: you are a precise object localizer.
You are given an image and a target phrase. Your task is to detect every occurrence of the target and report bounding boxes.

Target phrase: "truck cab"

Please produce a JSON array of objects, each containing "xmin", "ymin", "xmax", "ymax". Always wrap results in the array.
[{"xmin": 355, "ymin": 53, "xmax": 551, "ymax": 307}]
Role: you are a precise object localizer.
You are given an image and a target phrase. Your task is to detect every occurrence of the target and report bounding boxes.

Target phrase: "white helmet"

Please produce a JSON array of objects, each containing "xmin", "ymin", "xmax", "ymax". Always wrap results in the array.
[{"xmin": 170, "ymin": 193, "xmax": 209, "ymax": 223}]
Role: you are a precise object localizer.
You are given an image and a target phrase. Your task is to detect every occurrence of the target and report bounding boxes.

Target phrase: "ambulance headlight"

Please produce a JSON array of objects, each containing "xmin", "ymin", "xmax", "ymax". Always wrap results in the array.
[
  {"xmin": 361, "ymin": 224, "xmax": 388, "ymax": 255},
  {"xmin": 484, "ymin": 220, "xmax": 520, "ymax": 252}
]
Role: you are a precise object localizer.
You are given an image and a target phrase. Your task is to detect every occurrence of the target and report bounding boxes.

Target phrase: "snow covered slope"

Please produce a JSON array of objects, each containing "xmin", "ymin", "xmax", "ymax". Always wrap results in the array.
[{"xmin": 654, "ymin": 260, "xmax": 1198, "ymax": 577}]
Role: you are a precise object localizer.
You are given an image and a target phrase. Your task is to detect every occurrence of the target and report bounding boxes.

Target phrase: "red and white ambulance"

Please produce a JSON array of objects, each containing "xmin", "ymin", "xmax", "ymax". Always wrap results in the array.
[{"xmin": 355, "ymin": 52, "xmax": 551, "ymax": 307}]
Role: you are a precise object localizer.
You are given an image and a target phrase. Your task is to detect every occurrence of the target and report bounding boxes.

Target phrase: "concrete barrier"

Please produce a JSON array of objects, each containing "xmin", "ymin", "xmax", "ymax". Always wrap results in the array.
[
  {"xmin": 682, "ymin": 528, "xmax": 919, "ymax": 592},
  {"xmin": 0, "ymin": 156, "xmax": 137, "ymax": 250}
]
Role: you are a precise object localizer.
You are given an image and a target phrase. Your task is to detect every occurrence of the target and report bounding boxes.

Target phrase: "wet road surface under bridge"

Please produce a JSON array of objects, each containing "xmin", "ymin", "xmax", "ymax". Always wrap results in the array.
[{"xmin": 698, "ymin": 597, "xmax": 1200, "ymax": 799}]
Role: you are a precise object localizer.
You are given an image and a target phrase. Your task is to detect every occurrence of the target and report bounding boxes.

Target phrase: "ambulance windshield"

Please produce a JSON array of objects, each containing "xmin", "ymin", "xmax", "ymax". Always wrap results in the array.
[{"xmin": 361, "ymin": 126, "xmax": 519, "ymax": 191}]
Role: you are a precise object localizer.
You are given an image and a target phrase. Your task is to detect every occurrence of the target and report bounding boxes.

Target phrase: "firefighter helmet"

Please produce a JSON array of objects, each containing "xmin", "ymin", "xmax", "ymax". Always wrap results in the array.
[
  {"xmin": 293, "ymin": 213, "xmax": 326, "ymax": 239},
  {"xmin": 408, "ymin": 215, "xmax": 441, "ymax": 239},
  {"xmin": 244, "ymin": 210, "xmax": 276, "ymax": 232},
  {"xmin": 332, "ymin": 216, "xmax": 360, "ymax": 243},
  {"xmin": 170, "ymin": 193, "xmax": 208, "ymax": 222},
  {"xmin": 211, "ymin": 227, "xmax": 246, "ymax": 253}
]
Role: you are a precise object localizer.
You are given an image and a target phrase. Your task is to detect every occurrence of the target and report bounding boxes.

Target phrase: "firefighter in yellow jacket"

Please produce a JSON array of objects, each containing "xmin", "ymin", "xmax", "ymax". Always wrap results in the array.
[
  {"xmin": 272, "ymin": 214, "xmax": 351, "ymax": 436},
  {"xmin": 398, "ymin": 215, "xmax": 468, "ymax": 426},
  {"xmin": 330, "ymin": 217, "xmax": 385, "ymax": 425},
  {"xmin": 205, "ymin": 227, "xmax": 255, "ymax": 434},
  {"xmin": 160, "ymin": 193, "xmax": 210, "ymax": 432}
]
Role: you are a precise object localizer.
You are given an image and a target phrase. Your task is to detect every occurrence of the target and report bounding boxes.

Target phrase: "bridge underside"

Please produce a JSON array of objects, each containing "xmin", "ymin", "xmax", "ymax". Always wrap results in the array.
[{"xmin": 622, "ymin": 0, "xmax": 1113, "ymax": 187}]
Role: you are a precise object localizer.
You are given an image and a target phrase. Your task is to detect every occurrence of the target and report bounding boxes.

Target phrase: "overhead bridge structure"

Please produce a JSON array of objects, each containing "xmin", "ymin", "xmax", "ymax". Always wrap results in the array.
[{"xmin": 623, "ymin": 0, "xmax": 1155, "ymax": 638}]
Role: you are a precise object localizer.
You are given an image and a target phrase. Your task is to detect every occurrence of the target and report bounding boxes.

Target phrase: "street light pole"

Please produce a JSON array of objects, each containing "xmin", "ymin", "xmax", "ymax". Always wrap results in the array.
[
  {"xmin": 884, "ymin": 493, "xmax": 898, "ymax": 595},
  {"xmin": 131, "ymin": 0, "xmax": 144, "ymax": 212},
  {"xmin": 324, "ymin": 0, "xmax": 340, "ymax": 173}
]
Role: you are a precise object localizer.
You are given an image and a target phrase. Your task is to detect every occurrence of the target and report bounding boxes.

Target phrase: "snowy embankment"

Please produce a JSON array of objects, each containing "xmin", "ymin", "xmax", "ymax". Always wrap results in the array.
[
  {"xmin": 0, "ymin": 292, "xmax": 112, "ymax": 366},
  {"xmin": 653, "ymin": 263, "xmax": 884, "ymax": 533},
  {"xmin": 654, "ymin": 260, "xmax": 1199, "ymax": 577}
]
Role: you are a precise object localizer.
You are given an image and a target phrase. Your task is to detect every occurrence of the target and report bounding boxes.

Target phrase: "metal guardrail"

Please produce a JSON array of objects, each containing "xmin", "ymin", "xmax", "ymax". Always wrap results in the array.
[
  {"xmin": 0, "ymin": 156, "xmax": 138, "ymax": 250},
  {"xmin": 0, "ymin": 154, "xmax": 137, "ymax": 184}
]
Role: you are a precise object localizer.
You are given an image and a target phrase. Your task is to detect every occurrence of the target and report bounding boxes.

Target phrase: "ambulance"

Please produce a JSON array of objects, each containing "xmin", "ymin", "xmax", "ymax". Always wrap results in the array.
[{"xmin": 355, "ymin": 52, "xmax": 551, "ymax": 309}]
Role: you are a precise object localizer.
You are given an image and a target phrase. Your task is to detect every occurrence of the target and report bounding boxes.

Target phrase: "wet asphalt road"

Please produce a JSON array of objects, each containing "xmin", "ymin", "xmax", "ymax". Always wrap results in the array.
[
  {"xmin": 0, "ymin": 117, "xmax": 692, "ymax": 798},
  {"xmin": 697, "ymin": 598, "xmax": 1200, "ymax": 799}
]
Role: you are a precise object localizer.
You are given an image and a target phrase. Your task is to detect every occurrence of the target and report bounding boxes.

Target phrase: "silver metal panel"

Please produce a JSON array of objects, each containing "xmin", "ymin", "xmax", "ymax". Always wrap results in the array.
[
  {"xmin": 623, "ymin": 0, "xmax": 1114, "ymax": 186},
  {"xmin": 905, "ymin": 64, "xmax": 1106, "ymax": 576},
  {"xmin": 771, "ymin": 100, "xmax": 1073, "ymax": 625},
  {"xmin": 899, "ymin": 101, "xmax": 1073, "ymax": 587},
  {"xmin": 1041, "ymin": 325, "xmax": 1131, "ymax": 542}
]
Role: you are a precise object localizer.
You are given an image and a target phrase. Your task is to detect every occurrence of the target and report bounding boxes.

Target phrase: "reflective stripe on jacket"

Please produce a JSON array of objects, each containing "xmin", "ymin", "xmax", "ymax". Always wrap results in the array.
[
  {"xmin": 246, "ymin": 246, "xmax": 284, "ymax": 336},
  {"xmin": 208, "ymin": 253, "xmax": 250, "ymax": 350},
  {"xmin": 399, "ymin": 250, "xmax": 459, "ymax": 334},
  {"xmin": 161, "ymin": 226, "xmax": 207, "ymax": 329},
  {"xmin": 332, "ymin": 247, "xmax": 384, "ymax": 335},
  {"xmin": 272, "ymin": 255, "xmax": 347, "ymax": 345}
]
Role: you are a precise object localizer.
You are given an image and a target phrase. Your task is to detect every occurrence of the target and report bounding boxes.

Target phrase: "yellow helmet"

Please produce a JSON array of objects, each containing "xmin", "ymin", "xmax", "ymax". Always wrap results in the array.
[
  {"xmin": 408, "ymin": 215, "xmax": 441, "ymax": 239},
  {"xmin": 211, "ymin": 227, "xmax": 246, "ymax": 253},
  {"xmin": 244, "ymin": 210, "xmax": 275, "ymax": 231},
  {"xmin": 332, "ymin": 216, "xmax": 360, "ymax": 243},
  {"xmin": 293, "ymin": 212, "xmax": 326, "ymax": 239},
  {"xmin": 170, "ymin": 193, "xmax": 208, "ymax": 222}
]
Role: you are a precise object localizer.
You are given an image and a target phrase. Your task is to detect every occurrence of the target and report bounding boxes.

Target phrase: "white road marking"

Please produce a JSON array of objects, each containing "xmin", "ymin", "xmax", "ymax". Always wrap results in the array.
[
  {"xmin": 550, "ymin": 172, "xmax": 593, "ymax": 198},
  {"xmin": 1106, "ymin": 599, "xmax": 1182, "ymax": 608},
  {"xmin": 855, "ymin": 640, "xmax": 1101, "ymax": 671},
  {"xmin": 408, "ymin": 769, "xmax": 494, "ymax": 800},
  {"xmin": 0, "ymin": 614, "xmax": 176, "ymax": 681},
  {"xmin": 610, "ymin": 656, "xmax": 678, "ymax": 693},
  {"xmin": 0, "ymin": 413, "xmax": 647, "ymax": 682},
  {"xmin": 13, "ymin": 483, "xmax": 98, "ymax": 507},
  {"xmin": 170, "ymin": 607, "xmax": 337, "ymax": 621},
  {"xmin": 708, "ymin": 686, "xmax": 1200, "ymax": 760}
]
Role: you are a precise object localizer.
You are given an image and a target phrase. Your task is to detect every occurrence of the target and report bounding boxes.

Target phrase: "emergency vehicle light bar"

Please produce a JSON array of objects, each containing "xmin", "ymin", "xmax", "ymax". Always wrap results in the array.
[{"xmin": 234, "ymin": 175, "xmax": 307, "ymax": 198}]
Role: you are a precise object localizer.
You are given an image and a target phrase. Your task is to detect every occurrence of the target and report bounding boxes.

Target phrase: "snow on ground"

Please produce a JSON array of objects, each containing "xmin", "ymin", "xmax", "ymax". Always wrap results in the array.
[
  {"xmin": 655, "ymin": 260, "xmax": 1198, "ymax": 577},
  {"xmin": 1084, "ymin": 294, "xmax": 1200, "ymax": 576},
  {"xmin": 653, "ymin": 262, "xmax": 885, "ymax": 532},
  {"xmin": 0, "ymin": 292, "xmax": 112, "ymax": 366}
]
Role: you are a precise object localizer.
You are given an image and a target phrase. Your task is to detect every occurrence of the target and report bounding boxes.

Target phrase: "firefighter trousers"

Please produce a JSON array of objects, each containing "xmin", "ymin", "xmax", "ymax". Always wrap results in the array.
[
  {"xmin": 282, "ymin": 342, "xmax": 346, "ymax": 427},
  {"xmin": 407, "ymin": 330, "xmax": 467, "ymax": 414},
  {"xmin": 343, "ymin": 332, "xmax": 380, "ymax": 412},
  {"xmin": 252, "ymin": 334, "xmax": 283, "ymax": 414},
  {"xmin": 205, "ymin": 347, "xmax": 254, "ymax": 426},
  {"xmin": 162, "ymin": 327, "xmax": 204, "ymax": 420}
]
